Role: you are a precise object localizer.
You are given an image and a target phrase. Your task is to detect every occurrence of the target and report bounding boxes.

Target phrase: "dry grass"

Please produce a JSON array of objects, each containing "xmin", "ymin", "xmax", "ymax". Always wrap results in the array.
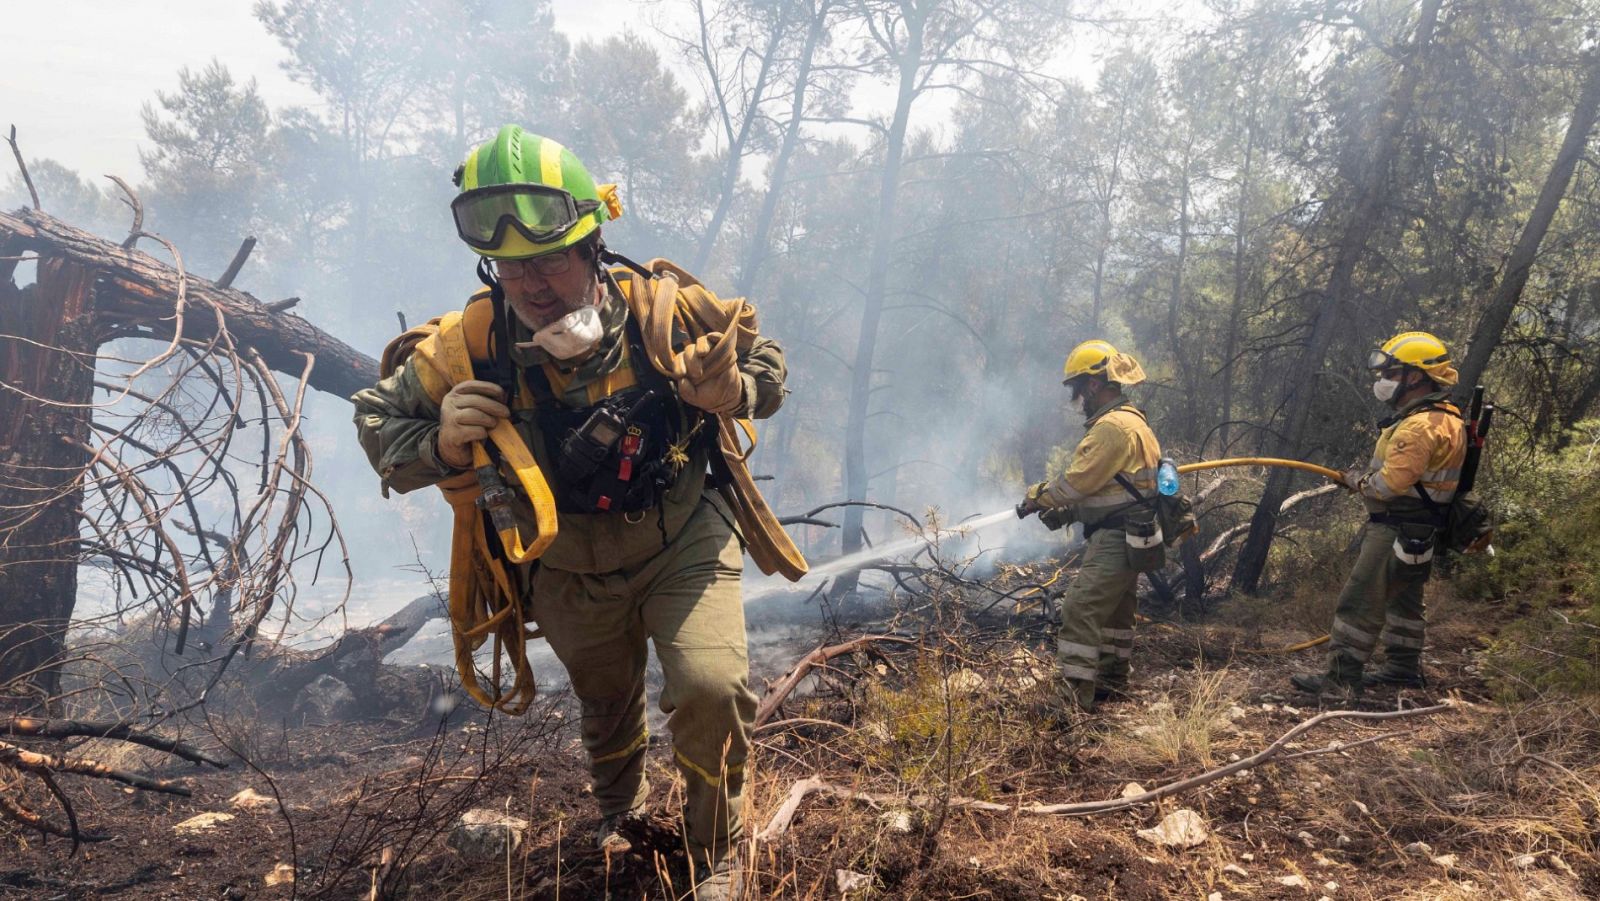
[{"xmin": 1101, "ymin": 667, "xmax": 1242, "ymax": 768}]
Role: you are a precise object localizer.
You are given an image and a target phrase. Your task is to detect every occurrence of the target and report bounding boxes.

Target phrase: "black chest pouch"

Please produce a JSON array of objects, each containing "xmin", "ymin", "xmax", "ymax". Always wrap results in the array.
[{"xmin": 538, "ymin": 387, "xmax": 683, "ymax": 515}]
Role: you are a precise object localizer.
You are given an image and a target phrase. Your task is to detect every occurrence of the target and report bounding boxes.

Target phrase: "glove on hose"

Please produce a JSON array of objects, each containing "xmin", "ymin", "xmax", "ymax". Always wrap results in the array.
[
  {"xmin": 677, "ymin": 333, "xmax": 746, "ymax": 415},
  {"xmin": 1039, "ymin": 507, "xmax": 1075, "ymax": 531},
  {"xmin": 437, "ymin": 380, "xmax": 510, "ymax": 469}
]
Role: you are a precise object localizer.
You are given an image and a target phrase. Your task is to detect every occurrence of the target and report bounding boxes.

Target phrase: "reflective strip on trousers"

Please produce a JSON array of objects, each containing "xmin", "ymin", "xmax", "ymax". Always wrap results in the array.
[
  {"xmin": 1102, "ymin": 628, "xmax": 1135, "ymax": 640},
  {"xmin": 1100, "ymin": 644, "xmax": 1133, "ymax": 659},
  {"xmin": 1058, "ymin": 639, "xmax": 1098, "ymax": 661},
  {"xmin": 1386, "ymin": 632, "xmax": 1425, "ymax": 649},
  {"xmin": 591, "ymin": 728, "xmax": 649, "ymax": 765},
  {"xmin": 674, "ymin": 748, "xmax": 744, "ymax": 789},
  {"xmin": 1385, "ymin": 613, "xmax": 1426, "ymax": 632},
  {"xmin": 1332, "ymin": 617, "xmax": 1377, "ymax": 651},
  {"xmin": 1061, "ymin": 663, "xmax": 1098, "ymax": 681}
]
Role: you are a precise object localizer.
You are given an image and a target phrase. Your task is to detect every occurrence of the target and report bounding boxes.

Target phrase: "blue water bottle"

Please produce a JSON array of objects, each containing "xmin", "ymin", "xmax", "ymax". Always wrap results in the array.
[{"xmin": 1157, "ymin": 458, "xmax": 1180, "ymax": 496}]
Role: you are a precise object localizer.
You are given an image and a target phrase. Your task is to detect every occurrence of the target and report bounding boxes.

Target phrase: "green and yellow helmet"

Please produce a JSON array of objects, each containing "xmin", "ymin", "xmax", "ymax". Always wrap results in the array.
[{"xmin": 450, "ymin": 125, "xmax": 622, "ymax": 260}]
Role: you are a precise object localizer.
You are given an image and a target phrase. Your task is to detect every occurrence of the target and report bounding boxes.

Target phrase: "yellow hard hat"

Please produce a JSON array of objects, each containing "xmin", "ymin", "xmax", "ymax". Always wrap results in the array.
[
  {"xmin": 1063, "ymin": 340, "xmax": 1116, "ymax": 381},
  {"xmin": 1369, "ymin": 331, "xmax": 1459, "ymax": 387},
  {"xmin": 1063, "ymin": 340, "xmax": 1146, "ymax": 387}
]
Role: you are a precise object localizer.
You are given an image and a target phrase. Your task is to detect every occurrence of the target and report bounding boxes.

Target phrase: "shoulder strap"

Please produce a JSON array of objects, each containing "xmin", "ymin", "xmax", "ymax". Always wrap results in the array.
[{"xmin": 1113, "ymin": 473, "xmax": 1151, "ymax": 506}]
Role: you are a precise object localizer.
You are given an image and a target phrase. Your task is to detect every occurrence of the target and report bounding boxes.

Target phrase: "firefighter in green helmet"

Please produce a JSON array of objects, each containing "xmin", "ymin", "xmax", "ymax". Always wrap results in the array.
[{"xmin": 354, "ymin": 125, "xmax": 793, "ymax": 899}]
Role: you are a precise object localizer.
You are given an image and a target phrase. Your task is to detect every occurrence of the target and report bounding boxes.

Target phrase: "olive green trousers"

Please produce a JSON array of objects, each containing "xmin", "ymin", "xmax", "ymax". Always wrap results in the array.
[
  {"xmin": 1322, "ymin": 522, "xmax": 1431, "ymax": 683},
  {"xmin": 528, "ymin": 493, "xmax": 755, "ymax": 856},
  {"xmin": 1056, "ymin": 528, "xmax": 1139, "ymax": 709}
]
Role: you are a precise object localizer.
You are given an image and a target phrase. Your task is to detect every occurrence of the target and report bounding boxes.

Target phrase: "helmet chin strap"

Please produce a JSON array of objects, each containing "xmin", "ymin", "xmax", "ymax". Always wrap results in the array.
[
  {"xmin": 476, "ymin": 257, "xmax": 518, "ymax": 404},
  {"xmin": 595, "ymin": 237, "xmax": 652, "ymax": 279}
]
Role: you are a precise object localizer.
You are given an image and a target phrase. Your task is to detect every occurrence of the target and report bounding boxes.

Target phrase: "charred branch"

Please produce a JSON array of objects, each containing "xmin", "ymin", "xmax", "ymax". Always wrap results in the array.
[
  {"xmin": 214, "ymin": 236, "xmax": 257, "ymax": 289},
  {"xmin": 0, "ymin": 208, "xmax": 378, "ymax": 396}
]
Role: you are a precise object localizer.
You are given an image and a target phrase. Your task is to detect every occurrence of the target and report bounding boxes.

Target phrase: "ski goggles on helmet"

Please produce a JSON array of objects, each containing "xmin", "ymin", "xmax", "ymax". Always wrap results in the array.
[
  {"xmin": 1367, "ymin": 348, "xmax": 1447, "ymax": 372},
  {"xmin": 451, "ymin": 183, "xmax": 602, "ymax": 251}
]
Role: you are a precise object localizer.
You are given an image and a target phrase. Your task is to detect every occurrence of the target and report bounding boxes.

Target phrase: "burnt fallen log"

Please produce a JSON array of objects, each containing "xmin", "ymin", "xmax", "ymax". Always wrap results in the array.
[{"xmin": 0, "ymin": 207, "xmax": 378, "ymax": 398}]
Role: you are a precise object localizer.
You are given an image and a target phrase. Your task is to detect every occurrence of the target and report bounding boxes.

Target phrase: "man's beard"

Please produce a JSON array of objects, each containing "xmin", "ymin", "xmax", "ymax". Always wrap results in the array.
[{"xmin": 509, "ymin": 281, "xmax": 594, "ymax": 331}]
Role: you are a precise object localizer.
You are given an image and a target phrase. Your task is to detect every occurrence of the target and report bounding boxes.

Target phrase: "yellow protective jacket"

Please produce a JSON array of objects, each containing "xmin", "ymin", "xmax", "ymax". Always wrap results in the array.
[
  {"xmin": 1356, "ymin": 392, "xmax": 1468, "ymax": 516},
  {"xmin": 1037, "ymin": 398, "xmax": 1161, "ymax": 528},
  {"xmin": 352, "ymin": 259, "xmax": 805, "ymax": 713}
]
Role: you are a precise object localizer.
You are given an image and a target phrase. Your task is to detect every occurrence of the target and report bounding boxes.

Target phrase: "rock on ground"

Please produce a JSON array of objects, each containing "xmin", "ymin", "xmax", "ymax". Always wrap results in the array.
[
  {"xmin": 1135, "ymin": 808, "xmax": 1209, "ymax": 849},
  {"xmin": 447, "ymin": 808, "xmax": 531, "ymax": 861}
]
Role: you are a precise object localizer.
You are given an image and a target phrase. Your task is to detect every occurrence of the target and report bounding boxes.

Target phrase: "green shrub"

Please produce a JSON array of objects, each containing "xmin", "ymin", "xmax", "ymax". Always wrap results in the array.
[{"xmin": 1457, "ymin": 421, "xmax": 1600, "ymax": 699}]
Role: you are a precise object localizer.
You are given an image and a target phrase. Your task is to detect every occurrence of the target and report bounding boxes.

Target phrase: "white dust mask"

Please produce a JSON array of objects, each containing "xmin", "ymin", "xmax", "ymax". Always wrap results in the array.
[
  {"xmin": 1372, "ymin": 377, "xmax": 1400, "ymax": 403},
  {"xmin": 529, "ymin": 305, "xmax": 603, "ymax": 361}
]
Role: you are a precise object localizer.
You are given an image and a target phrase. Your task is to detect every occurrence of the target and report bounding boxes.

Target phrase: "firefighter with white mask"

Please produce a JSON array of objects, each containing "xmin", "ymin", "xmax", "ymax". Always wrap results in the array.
[{"xmin": 1292, "ymin": 331, "xmax": 1467, "ymax": 696}]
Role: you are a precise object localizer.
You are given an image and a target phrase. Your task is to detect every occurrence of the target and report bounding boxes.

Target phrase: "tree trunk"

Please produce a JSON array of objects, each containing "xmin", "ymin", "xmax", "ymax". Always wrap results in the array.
[
  {"xmin": 0, "ymin": 256, "xmax": 99, "ymax": 704},
  {"xmin": 0, "ymin": 208, "xmax": 380, "ymax": 698},
  {"xmin": 1231, "ymin": 0, "xmax": 1441, "ymax": 595},
  {"xmin": 691, "ymin": 0, "xmax": 794, "ymax": 273},
  {"xmin": 1455, "ymin": 51, "xmax": 1600, "ymax": 394},
  {"xmin": 734, "ymin": 0, "xmax": 828, "ymax": 297},
  {"xmin": 836, "ymin": 7, "xmax": 924, "ymax": 596},
  {"xmin": 1166, "ymin": 148, "xmax": 1193, "ymax": 442},
  {"xmin": 1221, "ymin": 99, "xmax": 1256, "ymax": 456}
]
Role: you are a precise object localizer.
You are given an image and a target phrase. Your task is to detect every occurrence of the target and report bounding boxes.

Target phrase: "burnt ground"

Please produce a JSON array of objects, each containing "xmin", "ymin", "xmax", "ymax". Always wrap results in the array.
[{"xmin": 4, "ymin": 569, "xmax": 1599, "ymax": 901}]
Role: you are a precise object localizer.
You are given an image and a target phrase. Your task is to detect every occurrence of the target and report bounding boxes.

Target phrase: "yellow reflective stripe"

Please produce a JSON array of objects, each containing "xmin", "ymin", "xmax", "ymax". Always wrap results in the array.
[
  {"xmin": 592, "ymin": 729, "xmax": 649, "ymax": 765},
  {"xmin": 674, "ymin": 749, "xmax": 743, "ymax": 788},
  {"xmin": 461, "ymin": 147, "xmax": 480, "ymax": 190},
  {"xmin": 540, "ymin": 139, "xmax": 564, "ymax": 189}
]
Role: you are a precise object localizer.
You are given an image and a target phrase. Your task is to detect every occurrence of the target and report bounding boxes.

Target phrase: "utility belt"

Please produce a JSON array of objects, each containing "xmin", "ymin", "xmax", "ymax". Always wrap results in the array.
[
  {"xmin": 1366, "ymin": 512, "xmax": 1439, "ymax": 567},
  {"xmin": 1085, "ymin": 504, "xmax": 1165, "ymax": 573}
]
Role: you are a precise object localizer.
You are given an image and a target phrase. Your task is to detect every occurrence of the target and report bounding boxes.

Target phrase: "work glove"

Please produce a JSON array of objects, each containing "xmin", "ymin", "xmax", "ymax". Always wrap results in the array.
[
  {"xmin": 437, "ymin": 380, "xmax": 510, "ymax": 469},
  {"xmin": 1340, "ymin": 466, "xmax": 1367, "ymax": 494},
  {"xmin": 1039, "ymin": 507, "xmax": 1075, "ymax": 532},
  {"xmin": 1017, "ymin": 481, "xmax": 1049, "ymax": 518},
  {"xmin": 677, "ymin": 333, "xmax": 746, "ymax": 415}
]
